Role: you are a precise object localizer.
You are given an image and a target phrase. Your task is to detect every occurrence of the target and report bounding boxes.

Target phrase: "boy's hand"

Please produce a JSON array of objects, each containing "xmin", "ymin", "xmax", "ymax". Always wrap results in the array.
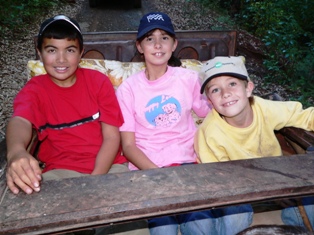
[{"xmin": 6, "ymin": 151, "xmax": 42, "ymax": 195}]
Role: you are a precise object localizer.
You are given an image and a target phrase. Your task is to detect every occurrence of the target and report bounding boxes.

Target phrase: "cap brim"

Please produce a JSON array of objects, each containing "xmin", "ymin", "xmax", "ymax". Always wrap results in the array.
[
  {"xmin": 137, "ymin": 25, "xmax": 175, "ymax": 39},
  {"xmin": 200, "ymin": 73, "xmax": 248, "ymax": 94}
]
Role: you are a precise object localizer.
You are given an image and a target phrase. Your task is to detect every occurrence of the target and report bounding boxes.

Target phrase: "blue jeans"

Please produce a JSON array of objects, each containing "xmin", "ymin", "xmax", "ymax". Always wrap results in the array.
[
  {"xmin": 148, "ymin": 204, "xmax": 253, "ymax": 235},
  {"xmin": 281, "ymin": 196, "xmax": 314, "ymax": 229}
]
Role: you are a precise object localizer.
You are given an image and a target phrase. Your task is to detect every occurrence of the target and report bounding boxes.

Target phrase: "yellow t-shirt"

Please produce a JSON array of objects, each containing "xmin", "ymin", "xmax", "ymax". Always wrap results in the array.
[{"xmin": 195, "ymin": 96, "xmax": 314, "ymax": 163}]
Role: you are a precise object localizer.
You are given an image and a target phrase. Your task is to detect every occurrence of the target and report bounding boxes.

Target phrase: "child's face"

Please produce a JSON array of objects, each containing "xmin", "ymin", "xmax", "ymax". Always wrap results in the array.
[
  {"xmin": 37, "ymin": 38, "xmax": 83, "ymax": 87},
  {"xmin": 205, "ymin": 75, "xmax": 254, "ymax": 120},
  {"xmin": 136, "ymin": 29, "xmax": 177, "ymax": 67}
]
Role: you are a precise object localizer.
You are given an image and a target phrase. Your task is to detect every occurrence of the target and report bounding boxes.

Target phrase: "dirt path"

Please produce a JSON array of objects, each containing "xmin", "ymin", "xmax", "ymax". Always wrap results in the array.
[{"xmin": 76, "ymin": 0, "xmax": 157, "ymax": 32}]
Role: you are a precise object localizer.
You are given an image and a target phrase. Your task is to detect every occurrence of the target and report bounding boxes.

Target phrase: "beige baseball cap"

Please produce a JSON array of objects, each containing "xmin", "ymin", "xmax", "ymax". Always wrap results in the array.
[{"xmin": 200, "ymin": 56, "xmax": 249, "ymax": 93}]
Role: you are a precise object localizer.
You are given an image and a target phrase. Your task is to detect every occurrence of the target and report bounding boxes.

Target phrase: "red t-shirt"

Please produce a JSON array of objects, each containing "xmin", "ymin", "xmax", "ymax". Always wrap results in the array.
[{"xmin": 13, "ymin": 68, "xmax": 126, "ymax": 173}]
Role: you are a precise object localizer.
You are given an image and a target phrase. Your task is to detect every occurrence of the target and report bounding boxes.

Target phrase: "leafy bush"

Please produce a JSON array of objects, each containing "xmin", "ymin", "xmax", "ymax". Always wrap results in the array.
[
  {"xmin": 0, "ymin": 0, "xmax": 60, "ymax": 38},
  {"xmin": 238, "ymin": 0, "xmax": 314, "ymax": 105}
]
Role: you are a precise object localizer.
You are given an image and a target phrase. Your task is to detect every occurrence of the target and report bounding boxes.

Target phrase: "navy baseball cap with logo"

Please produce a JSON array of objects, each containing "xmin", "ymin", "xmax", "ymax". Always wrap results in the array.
[
  {"xmin": 137, "ymin": 12, "xmax": 175, "ymax": 39},
  {"xmin": 38, "ymin": 15, "xmax": 82, "ymax": 39}
]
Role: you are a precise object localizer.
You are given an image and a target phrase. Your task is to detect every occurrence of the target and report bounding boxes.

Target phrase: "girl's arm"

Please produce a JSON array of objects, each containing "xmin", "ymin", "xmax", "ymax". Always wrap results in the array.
[
  {"xmin": 121, "ymin": 131, "xmax": 158, "ymax": 170},
  {"xmin": 92, "ymin": 122, "xmax": 120, "ymax": 175}
]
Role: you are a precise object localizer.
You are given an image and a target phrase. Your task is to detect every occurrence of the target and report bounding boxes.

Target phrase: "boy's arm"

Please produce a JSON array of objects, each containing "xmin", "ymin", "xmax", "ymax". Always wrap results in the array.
[
  {"xmin": 121, "ymin": 132, "xmax": 158, "ymax": 170},
  {"xmin": 91, "ymin": 122, "xmax": 121, "ymax": 175},
  {"xmin": 6, "ymin": 116, "xmax": 42, "ymax": 194},
  {"xmin": 258, "ymin": 97, "xmax": 314, "ymax": 131}
]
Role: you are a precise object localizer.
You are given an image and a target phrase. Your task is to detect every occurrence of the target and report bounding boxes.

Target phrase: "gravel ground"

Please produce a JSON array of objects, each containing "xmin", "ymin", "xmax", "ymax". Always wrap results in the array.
[{"xmin": 0, "ymin": 0, "xmax": 298, "ymax": 141}]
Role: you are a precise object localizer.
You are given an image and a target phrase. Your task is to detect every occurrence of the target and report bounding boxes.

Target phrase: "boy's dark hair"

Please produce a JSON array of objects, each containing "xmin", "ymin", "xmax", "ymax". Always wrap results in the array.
[
  {"xmin": 37, "ymin": 16, "xmax": 83, "ymax": 52},
  {"xmin": 137, "ymin": 30, "xmax": 182, "ymax": 67}
]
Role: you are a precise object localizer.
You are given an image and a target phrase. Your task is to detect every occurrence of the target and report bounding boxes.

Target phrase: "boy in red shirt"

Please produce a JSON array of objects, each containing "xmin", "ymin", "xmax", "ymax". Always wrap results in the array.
[{"xmin": 6, "ymin": 15, "xmax": 125, "ymax": 195}]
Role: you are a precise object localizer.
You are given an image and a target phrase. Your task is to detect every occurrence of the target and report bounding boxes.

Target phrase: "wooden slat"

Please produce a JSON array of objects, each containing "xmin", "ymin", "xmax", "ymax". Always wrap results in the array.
[
  {"xmin": 1, "ymin": 154, "xmax": 314, "ymax": 235},
  {"xmin": 279, "ymin": 127, "xmax": 314, "ymax": 153}
]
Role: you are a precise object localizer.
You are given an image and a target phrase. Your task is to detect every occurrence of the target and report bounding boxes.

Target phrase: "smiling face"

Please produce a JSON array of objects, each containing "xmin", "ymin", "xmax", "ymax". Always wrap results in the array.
[
  {"xmin": 37, "ymin": 38, "xmax": 83, "ymax": 87},
  {"xmin": 205, "ymin": 75, "xmax": 255, "ymax": 127},
  {"xmin": 136, "ymin": 29, "xmax": 177, "ymax": 68}
]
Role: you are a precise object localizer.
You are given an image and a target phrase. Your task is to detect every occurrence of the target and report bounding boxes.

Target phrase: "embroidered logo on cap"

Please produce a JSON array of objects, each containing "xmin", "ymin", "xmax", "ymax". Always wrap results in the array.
[
  {"xmin": 205, "ymin": 62, "xmax": 235, "ymax": 73},
  {"xmin": 215, "ymin": 62, "xmax": 223, "ymax": 68},
  {"xmin": 147, "ymin": 14, "xmax": 165, "ymax": 22}
]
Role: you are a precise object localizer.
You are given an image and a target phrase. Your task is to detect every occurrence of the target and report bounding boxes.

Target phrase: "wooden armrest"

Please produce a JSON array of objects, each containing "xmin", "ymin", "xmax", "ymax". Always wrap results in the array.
[{"xmin": 279, "ymin": 127, "xmax": 314, "ymax": 153}]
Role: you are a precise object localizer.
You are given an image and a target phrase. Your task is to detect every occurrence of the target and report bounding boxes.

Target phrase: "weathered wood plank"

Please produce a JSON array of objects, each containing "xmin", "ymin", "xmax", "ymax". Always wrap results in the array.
[{"xmin": 1, "ymin": 154, "xmax": 314, "ymax": 235}]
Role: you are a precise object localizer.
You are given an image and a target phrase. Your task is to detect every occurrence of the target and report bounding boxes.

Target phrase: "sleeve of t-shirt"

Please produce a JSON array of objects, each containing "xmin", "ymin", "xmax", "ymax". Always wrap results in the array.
[
  {"xmin": 13, "ymin": 78, "xmax": 45, "ymax": 130},
  {"xmin": 116, "ymin": 79, "xmax": 136, "ymax": 132},
  {"xmin": 190, "ymin": 71, "xmax": 212, "ymax": 118},
  {"xmin": 257, "ymin": 97, "xmax": 314, "ymax": 131},
  {"xmin": 96, "ymin": 71, "xmax": 124, "ymax": 127}
]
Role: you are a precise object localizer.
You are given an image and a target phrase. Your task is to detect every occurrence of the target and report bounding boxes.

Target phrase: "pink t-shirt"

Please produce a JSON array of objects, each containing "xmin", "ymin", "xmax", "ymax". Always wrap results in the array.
[
  {"xmin": 13, "ymin": 68, "xmax": 125, "ymax": 173},
  {"xmin": 116, "ymin": 66, "xmax": 211, "ymax": 170}
]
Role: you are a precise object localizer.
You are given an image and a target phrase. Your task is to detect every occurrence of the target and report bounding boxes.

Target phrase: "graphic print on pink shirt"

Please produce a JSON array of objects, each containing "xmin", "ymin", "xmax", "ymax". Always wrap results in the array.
[{"xmin": 145, "ymin": 95, "xmax": 181, "ymax": 127}]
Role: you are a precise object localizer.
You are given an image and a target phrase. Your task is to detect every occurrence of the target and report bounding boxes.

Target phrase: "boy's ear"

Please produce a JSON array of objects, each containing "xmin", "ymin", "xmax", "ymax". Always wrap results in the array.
[
  {"xmin": 37, "ymin": 49, "xmax": 43, "ymax": 62},
  {"xmin": 246, "ymin": 81, "xmax": 255, "ymax": 97},
  {"xmin": 207, "ymin": 98, "xmax": 213, "ymax": 107},
  {"xmin": 80, "ymin": 47, "xmax": 85, "ymax": 58}
]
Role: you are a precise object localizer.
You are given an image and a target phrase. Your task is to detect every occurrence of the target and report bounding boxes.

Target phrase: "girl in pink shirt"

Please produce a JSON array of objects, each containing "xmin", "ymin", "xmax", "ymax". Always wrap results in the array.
[
  {"xmin": 116, "ymin": 13, "xmax": 210, "ymax": 171},
  {"xmin": 116, "ymin": 12, "xmax": 216, "ymax": 235}
]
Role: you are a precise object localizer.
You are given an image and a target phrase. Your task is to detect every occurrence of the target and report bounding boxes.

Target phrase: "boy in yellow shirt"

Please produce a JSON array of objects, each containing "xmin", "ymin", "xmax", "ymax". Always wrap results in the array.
[{"xmin": 195, "ymin": 56, "xmax": 314, "ymax": 230}]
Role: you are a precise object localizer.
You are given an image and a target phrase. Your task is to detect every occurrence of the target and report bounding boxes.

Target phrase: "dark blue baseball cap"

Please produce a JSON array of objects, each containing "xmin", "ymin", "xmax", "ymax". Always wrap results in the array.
[{"xmin": 137, "ymin": 12, "xmax": 175, "ymax": 39}]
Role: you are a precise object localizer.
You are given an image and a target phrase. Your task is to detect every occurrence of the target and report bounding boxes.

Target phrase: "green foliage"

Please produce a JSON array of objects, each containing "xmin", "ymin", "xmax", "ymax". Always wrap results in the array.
[
  {"xmin": 288, "ymin": 52, "xmax": 314, "ymax": 106},
  {"xmin": 0, "ymin": 0, "xmax": 60, "ymax": 38},
  {"xmin": 187, "ymin": 0, "xmax": 314, "ymax": 106},
  {"xmin": 238, "ymin": 0, "xmax": 314, "ymax": 106}
]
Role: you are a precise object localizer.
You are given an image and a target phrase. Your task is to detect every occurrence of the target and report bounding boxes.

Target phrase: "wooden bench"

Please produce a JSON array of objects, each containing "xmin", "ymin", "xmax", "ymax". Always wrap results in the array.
[{"xmin": 1, "ymin": 30, "xmax": 314, "ymax": 234}]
